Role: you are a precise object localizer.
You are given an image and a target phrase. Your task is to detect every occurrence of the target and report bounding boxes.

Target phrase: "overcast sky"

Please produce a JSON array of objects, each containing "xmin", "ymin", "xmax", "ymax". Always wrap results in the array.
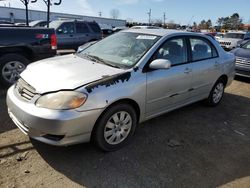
[{"xmin": 0, "ymin": 0, "xmax": 249, "ymax": 25}]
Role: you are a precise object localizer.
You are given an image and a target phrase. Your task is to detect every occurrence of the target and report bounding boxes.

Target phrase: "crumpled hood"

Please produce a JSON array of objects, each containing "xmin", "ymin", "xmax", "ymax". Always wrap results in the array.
[{"xmin": 21, "ymin": 54, "xmax": 124, "ymax": 93}]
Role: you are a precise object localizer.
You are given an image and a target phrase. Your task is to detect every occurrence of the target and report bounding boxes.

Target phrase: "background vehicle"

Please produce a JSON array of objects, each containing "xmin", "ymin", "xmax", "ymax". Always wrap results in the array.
[
  {"xmin": 29, "ymin": 20, "xmax": 48, "ymax": 28},
  {"xmin": 0, "ymin": 27, "xmax": 57, "ymax": 86},
  {"xmin": 101, "ymin": 29, "xmax": 114, "ymax": 38},
  {"xmin": 215, "ymin": 32, "xmax": 225, "ymax": 41},
  {"xmin": 231, "ymin": 39, "xmax": 250, "ymax": 78},
  {"xmin": 237, "ymin": 32, "xmax": 250, "ymax": 47},
  {"xmin": 7, "ymin": 29, "xmax": 235, "ymax": 151},
  {"xmin": 131, "ymin": 26, "xmax": 161, "ymax": 29},
  {"xmin": 218, "ymin": 32, "xmax": 246, "ymax": 50},
  {"xmin": 50, "ymin": 20, "xmax": 102, "ymax": 50}
]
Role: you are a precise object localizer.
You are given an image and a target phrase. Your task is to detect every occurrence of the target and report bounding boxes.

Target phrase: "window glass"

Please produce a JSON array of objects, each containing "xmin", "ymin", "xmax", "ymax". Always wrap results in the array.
[
  {"xmin": 88, "ymin": 23, "xmax": 101, "ymax": 33},
  {"xmin": 57, "ymin": 22, "xmax": 75, "ymax": 34},
  {"xmin": 78, "ymin": 32, "xmax": 160, "ymax": 68},
  {"xmin": 190, "ymin": 38, "xmax": 217, "ymax": 61},
  {"xmin": 76, "ymin": 22, "xmax": 89, "ymax": 33},
  {"xmin": 155, "ymin": 38, "xmax": 187, "ymax": 66}
]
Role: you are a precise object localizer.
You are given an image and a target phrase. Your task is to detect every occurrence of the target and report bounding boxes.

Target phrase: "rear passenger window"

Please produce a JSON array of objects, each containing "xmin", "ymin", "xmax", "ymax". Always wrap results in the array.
[
  {"xmin": 76, "ymin": 23, "xmax": 90, "ymax": 33},
  {"xmin": 155, "ymin": 38, "xmax": 188, "ymax": 66},
  {"xmin": 88, "ymin": 23, "xmax": 101, "ymax": 33},
  {"xmin": 57, "ymin": 22, "xmax": 75, "ymax": 34},
  {"xmin": 190, "ymin": 38, "xmax": 218, "ymax": 61}
]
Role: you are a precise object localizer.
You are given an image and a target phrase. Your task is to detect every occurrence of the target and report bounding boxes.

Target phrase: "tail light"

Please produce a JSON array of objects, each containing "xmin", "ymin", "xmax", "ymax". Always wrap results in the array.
[{"xmin": 51, "ymin": 34, "xmax": 57, "ymax": 50}]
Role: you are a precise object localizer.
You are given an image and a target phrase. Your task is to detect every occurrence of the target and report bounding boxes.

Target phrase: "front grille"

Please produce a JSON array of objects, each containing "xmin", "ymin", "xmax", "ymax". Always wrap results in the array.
[
  {"xmin": 15, "ymin": 78, "xmax": 36, "ymax": 101},
  {"xmin": 236, "ymin": 57, "xmax": 250, "ymax": 68},
  {"xmin": 220, "ymin": 41, "xmax": 231, "ymax": 46}
]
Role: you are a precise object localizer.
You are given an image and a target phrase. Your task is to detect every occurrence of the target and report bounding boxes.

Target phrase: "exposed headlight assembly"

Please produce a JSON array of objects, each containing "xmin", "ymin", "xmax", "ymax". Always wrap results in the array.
[{"xmin": 36, "ymin": 91, "xmax": 87, "ymax": 110}]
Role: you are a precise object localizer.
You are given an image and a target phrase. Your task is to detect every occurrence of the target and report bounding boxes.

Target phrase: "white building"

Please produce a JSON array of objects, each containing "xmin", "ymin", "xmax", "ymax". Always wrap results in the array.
[{"xmin": 0, "ymin": 6, "xmax": 126, "ymax": 27}]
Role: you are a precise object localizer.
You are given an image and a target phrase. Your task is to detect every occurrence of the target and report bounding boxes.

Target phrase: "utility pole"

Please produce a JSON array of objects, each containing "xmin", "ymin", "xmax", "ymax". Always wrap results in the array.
[
  {"xmin": 20, "ymin": 0, "xmax": 30, "ymax": 26},
  {"xmin": 163, "ymin": 12, "xmax": 166, "ymax": 26},
  {"xmin": 147, "ymin": 9, "xmax": 151, "ymax": 25},
  {"xmin": 31, "ymin": 0, "xmax": 62, "ymax": 28}
]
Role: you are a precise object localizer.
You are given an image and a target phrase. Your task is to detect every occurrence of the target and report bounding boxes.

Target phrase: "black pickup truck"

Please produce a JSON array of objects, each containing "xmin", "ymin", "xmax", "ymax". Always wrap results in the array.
[{"xmin": 0, "ymin": 27, "xmax": 57, "ymax": 87}]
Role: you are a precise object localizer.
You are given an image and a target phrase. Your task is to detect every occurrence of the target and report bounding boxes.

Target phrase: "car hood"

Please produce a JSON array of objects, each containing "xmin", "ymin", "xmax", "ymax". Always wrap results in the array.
[
  {"xmin": 232, "ymin": 48, "xmax": 250, "ymax": 59},
  {"xmin": 21, "ymin": 54, "xmax": 125, "ymax": 93}
]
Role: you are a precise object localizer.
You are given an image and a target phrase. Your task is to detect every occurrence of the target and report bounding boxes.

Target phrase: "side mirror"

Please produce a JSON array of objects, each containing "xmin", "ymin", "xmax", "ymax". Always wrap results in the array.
[{"xmin": 149, "ymin": 59, "xmax": 171, "ymax": 70}]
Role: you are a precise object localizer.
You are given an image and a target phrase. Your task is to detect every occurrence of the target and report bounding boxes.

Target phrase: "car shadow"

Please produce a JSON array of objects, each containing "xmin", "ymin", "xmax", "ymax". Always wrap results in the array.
[
  {"xmin": 32, "ymin": 92, "xmax": 250, "ymax": 188},
  {"xmin": 0, "ymin": 88, "xmax": 16, "ymax": 134},
  {"xmin": 235, "ymin": 75, "xmax": 250, "ymax": 83}
]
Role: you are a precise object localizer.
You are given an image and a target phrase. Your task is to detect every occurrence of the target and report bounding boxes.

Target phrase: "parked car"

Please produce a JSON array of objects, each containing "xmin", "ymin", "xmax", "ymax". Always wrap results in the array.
[
  {"xmin": 101, "ymin": 29, "xmax": 113, "ymax": 38},
  {"xmin": 50, "ymin": 20, "xmax": 102, "ymax": 50},
  {"xmin": 0, "ymin": 27, "xmax": 57, "ymax": 86},
  {"xmin": 29, "ymin": 20, "xmax": 48, "ymax": 28},
  {"xmin": 215, "ymin": 32, "xmax": 225, "ymax": 41},
  {"xmin": 7, "ymin": 29, "xmax": 235, "ymax": 151},
  {"xmin": 131, "ymin": 26, "xmax": 161, "ymax": 29},
  {"xmin": 218, "ymin": 32, "xmax": 246, "ymax": 50},
  {"xmin": 237, "ymin": 32, "xmax": 250, "ymax": 47},
  {"xmin": 231, "ymin": 39, "xmax": 250, "ymax": 78}
]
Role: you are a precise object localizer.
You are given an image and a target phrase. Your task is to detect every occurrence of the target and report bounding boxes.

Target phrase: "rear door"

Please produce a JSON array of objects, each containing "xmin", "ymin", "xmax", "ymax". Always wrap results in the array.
[
  {"xmin": 56, "ymin": 22, "xmax": 78, "ymax": 49},
  {"xmin": 75, "ymin": 22, "xmax": 91, "ymax": 47},
  {"xmin": 145, "ymin": 37, "xmax": 193, "ymax": 117},
  {"xmin": 188, "ymin": 37, "xmax": 221, "ymax": 98}
]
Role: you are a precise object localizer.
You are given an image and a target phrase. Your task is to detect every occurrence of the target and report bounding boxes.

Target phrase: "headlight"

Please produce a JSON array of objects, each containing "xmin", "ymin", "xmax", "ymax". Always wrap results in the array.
[{"xmin": 36, "ymin": 91, "xmax": 87, "ymax": 110}]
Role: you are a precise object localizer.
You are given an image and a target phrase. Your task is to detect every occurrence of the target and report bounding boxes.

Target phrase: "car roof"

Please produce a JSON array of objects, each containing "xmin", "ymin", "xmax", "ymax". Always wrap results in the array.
[{"xmin": 122, "ymin": 28, "xmax": 193, "ymax": 37}]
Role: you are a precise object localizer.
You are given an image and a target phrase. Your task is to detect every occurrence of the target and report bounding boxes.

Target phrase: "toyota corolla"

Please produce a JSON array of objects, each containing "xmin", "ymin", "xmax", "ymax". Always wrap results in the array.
[{"xmin": 7, "ymin": 29, "xmax": 235, "ymax": 151}]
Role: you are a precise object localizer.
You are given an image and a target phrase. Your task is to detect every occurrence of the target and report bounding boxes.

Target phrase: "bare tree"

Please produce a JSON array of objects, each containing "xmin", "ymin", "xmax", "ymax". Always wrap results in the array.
[{"xmin": 110, "ymin": 9, "xmax": 120, "ymax": 19}]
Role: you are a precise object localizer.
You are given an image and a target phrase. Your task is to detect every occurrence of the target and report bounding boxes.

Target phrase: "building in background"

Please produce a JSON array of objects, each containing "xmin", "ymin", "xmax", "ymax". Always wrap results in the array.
[{"xmin": 0, "ymin": 6, "xmax": 126, "ymax": 27}]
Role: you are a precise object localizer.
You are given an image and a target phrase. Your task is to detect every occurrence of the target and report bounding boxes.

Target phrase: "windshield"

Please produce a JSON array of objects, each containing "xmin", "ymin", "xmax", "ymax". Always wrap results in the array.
[
  {"xmin": 224, "ymin": 33, "xmax": 245, "ymax": 39},
  {"xmin": 242, "ymin": 40, "xmax": 250, "ymax": 50},
  {"xmin": 78, "ymin": 32, "xmax": 160, "ymax": 68}
]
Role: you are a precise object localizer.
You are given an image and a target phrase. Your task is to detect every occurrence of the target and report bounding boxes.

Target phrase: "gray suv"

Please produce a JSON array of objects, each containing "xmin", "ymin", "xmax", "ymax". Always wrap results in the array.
[{"xmin": 50, "ymin": 20, "xmax": 102, "ymax": 50}]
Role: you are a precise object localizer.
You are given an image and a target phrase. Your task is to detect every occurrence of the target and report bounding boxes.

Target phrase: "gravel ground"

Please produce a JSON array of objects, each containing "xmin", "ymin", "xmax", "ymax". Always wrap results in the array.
[{"xmin": 0, "ymin": 77, "xmax": 249, "ymax": 188}]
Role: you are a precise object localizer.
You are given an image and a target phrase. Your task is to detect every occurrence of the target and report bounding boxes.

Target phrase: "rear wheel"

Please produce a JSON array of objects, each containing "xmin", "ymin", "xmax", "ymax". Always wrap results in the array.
[
  {"xmin": 93, "ymin": 103, "xmax": 137, "ymax": 151},
  {"xmin": 0, "ymin": 54, "xmax": 29, "ymax": 87},
  {"xmin": 206, "ymin": 79, "xmax": 225, "ymax": 106}
]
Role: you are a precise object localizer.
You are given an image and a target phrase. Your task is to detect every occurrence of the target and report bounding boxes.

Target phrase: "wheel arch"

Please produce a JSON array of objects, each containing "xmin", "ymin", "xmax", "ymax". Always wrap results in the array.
[{"xmin": 90, "ymin": 98, "xmax": 141, "ymax": 140}]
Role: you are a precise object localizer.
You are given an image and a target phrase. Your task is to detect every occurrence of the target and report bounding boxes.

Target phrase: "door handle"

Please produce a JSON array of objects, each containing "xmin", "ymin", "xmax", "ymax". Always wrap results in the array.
[{"xmin": 184, "ymin": 68, "xmax": 192, "ymax": 74}]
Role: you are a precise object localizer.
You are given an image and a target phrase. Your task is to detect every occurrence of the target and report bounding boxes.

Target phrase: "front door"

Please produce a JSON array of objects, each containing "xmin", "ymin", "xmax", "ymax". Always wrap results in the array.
[{"xmin": 146, "ymin": 37, "xmax": 192, "ymax": 117}]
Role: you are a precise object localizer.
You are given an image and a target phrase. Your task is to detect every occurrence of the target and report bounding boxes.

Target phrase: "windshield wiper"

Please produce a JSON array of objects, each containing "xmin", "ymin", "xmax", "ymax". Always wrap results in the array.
[{"xmin": 84, "ymin": 54, "xmax": 122, "ymax": 69}]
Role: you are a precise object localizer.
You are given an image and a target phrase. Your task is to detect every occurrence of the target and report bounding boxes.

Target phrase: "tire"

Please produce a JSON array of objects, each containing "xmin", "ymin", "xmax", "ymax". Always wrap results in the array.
[
  {"xmin": 0, "ymin": 53, "xmax": 29, "ymax": 87},
  {"xmin": 206, "ymin": 79, "xmax": 225, "ymax": 106},
  {"xmin": 93, "ymin": 103, "xmax": 138, "ymax": 151}
]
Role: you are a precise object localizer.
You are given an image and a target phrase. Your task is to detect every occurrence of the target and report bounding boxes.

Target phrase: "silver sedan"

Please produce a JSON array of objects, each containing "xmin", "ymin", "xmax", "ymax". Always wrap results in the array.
[{"xmin": 7, "ymin": 29, "xmax": 235, "ymax": 151}]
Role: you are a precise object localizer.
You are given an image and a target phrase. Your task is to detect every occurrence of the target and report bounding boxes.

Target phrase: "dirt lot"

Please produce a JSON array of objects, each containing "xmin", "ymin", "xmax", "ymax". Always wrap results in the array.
[{"xmin": 0, "ymin": 77, "xmax": 249, "ymax": 188}]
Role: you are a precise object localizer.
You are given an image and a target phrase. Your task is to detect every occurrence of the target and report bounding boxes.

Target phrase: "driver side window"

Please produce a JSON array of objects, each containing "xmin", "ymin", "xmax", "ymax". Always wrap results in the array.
[{"xmin": 155, "ymin": 38, "xmax": 188, "ymax": 66}]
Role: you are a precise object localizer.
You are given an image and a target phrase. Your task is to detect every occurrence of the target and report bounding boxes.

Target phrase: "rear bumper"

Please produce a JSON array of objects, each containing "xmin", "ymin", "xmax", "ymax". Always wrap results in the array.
[{"xmin": 6, "ymin": 86, "xmax": 103, "ymax": 146}]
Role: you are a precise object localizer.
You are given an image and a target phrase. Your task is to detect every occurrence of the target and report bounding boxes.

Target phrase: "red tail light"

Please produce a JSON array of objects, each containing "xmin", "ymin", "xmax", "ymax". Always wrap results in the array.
[{"xmin": 51, "ymin": 34, "xmax": 57, "ymax": 50}]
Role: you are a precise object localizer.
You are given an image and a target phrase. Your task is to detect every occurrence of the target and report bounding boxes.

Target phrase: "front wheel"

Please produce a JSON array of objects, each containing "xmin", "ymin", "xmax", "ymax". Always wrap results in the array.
[
  {"xmin": 206, "ymin": 79, "xmax": 225, "ymax": 106},
  {"xmin": 92, "ymin": 103, "xmax": 137, "ymax": 151}
]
